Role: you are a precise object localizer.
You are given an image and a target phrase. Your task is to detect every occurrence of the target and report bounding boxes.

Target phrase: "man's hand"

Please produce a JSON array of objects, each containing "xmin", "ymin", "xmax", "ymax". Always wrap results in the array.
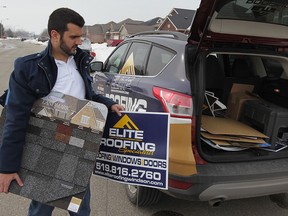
[
  {"xmin": 110, "ymin": 104, "xmax": 125, "ymax": 116},
  {"xmin": 0, "ymin": 173, "xmax": 23, "ymax": 193}
]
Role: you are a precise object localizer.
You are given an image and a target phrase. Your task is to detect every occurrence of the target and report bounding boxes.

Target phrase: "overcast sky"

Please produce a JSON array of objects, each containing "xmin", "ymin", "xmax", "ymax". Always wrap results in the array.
[{"xmin": 0, "ymin": 0, "xmax": 201, "ymax": 35}]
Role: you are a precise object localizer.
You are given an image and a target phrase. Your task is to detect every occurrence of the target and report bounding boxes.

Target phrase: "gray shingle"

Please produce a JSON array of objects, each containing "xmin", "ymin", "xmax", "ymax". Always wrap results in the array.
[
  {"xmin": 34, "ymin": 148, "xmax": 62, "ymax": 177},
  {"xmin": 55, "ymin": 153, "xmax": 79, "ymax": 182}
]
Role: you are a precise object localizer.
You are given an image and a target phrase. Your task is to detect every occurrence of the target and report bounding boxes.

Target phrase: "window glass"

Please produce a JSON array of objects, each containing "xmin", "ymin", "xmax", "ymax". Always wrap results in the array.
[
  {"xmin": 105, "ymin": 43, "xmax": 129, "ymax": 74},
  {"xmin": 146, "ymin": 46, "xmax": 175, "ymax": 76},
  {"xmin": 217, "ymin": 0, "xmax": 288, "ymax": 26},
  {"xmin": 120, "ymin": 42, "xmax": 151, "ymax": 75}
]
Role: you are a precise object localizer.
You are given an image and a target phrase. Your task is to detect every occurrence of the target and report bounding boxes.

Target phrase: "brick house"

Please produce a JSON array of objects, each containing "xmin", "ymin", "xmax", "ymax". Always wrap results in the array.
[
  {"xmin": 82, "ymin": 8, "xmax": 194, "ymax": 44},
  {"xmin": 157, "ymin": 8, "xmax": 196, "ymax": 34}
]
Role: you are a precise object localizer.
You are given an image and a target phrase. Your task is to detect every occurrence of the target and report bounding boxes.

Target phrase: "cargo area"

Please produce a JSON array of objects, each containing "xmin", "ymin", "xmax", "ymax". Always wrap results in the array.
[{"xmin": 197, "ymin": 51, "xmax": 288, "ymax": 162}]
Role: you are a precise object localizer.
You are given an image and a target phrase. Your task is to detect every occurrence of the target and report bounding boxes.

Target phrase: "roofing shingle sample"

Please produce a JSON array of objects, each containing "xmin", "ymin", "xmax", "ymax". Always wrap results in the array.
[{"xmin": 3, "ymin": 92, "xmax": 108, "ymax": 213}]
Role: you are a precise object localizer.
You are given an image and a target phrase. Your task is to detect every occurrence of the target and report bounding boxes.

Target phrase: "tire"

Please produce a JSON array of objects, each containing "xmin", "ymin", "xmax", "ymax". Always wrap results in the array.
[
  {"xmin": 125, "ymin": 184, "xmax": 162, "ymax": 207},
  {"xmin": 270, "ymin": 193, "xmax": 288, "ymax": 209}
]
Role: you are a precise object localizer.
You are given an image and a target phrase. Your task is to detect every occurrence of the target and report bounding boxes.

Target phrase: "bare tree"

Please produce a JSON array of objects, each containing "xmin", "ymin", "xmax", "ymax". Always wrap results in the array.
[{"xmin": 0, "ymin": 23, "xmax": 4, "ymax": 38}]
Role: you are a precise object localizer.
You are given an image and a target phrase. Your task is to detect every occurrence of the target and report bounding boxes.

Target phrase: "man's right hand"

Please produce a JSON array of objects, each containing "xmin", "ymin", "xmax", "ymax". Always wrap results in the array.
[{"xmin": 0, "ymin": 173, "xmax": 23, "ymax": 193}]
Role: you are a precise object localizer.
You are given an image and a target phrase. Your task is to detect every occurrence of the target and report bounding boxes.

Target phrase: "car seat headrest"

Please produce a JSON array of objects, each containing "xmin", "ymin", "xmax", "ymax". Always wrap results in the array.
[
  {"xmin": 231, "ymin": 58, "xmax": 253, "ymax": 78},
  {"xmin": 264, "ymin": 60, "xmax": 283, "ymax": 80}
]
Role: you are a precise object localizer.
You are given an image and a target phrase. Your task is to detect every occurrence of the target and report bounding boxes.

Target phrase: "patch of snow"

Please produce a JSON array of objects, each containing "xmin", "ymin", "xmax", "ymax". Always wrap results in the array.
[{"xmin": 91, "ymin": 43, "xmax": 115, "ymax": 62}]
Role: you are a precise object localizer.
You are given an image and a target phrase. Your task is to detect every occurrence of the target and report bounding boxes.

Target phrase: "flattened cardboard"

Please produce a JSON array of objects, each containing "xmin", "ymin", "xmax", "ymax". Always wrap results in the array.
[
  {"xmin": 1, "ymin": 92, "xmax": 107, "ymax": 213},
  {"xmin": 210, "ymin": 139, "xmax": 232, "ymax": 146},
  {"xmin": 201, "ymin": 132, "xmax": 265, "ymax": 143},
  {"xmin": 211, "ymin": 139, "xmax": 268, "ymax": 148},
  {"xmin": 201, "ymin": 115, "xmax": 268, "ymax": 138}
]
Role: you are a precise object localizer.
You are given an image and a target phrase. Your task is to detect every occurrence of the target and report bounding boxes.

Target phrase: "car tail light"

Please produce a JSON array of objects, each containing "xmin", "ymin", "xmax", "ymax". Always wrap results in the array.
[
  {"xmin": 169, "ymin": 178, "xmax": 193, "ymax": 190},
  {"xmin": 153, "ymin": 87, "xmax": 192, "ymax": 118}
]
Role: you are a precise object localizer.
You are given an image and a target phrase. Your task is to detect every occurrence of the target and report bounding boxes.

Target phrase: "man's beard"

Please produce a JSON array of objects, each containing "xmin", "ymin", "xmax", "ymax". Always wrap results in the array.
[{"xmin": 60, "ymin": 40, "xmax": 77, "ymax": 56}]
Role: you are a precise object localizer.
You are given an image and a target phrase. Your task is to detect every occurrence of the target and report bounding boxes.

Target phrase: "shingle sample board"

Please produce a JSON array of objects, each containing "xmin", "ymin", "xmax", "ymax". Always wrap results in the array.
[{"xmin": 0, "ymin": 92, "xmax": 108, "ymax": 213}]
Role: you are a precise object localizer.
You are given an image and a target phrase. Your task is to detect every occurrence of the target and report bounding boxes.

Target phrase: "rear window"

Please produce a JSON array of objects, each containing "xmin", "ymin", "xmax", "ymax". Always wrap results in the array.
[
  {"xmin": 217, "ymin": 0, "xmax": 288, "ymax": 26},
  {"xmin": 146, "ymin": 46, "xmax": 175, "ymax": 76}
]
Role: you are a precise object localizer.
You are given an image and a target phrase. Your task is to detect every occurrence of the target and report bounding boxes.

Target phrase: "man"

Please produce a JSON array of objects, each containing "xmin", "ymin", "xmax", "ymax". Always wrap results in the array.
[{"xmin": 0, "ymin": 8, "xmax": 124, "ymax": 216}]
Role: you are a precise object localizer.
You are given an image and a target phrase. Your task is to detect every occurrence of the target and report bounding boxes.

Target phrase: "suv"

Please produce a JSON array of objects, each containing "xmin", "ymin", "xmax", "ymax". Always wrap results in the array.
[{"xmin": 90, "ymin": 0, "xmax": 288, "ymax": 208}]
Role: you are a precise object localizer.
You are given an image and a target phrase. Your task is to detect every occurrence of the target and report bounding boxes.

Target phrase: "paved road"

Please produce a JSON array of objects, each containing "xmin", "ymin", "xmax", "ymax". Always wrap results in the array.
[{"xmin": 1, "ymin": 39, "xmax": 288, "ymax": 216}]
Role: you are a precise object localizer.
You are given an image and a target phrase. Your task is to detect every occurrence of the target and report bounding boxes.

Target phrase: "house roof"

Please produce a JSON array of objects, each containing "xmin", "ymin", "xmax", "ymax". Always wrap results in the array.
[
  {"xmin": 143, "ymin": 17, "xmax": 163, "ymax": 26},
  {"xmin": 82, "ymin": 8, "xmax": 195, "ymax": 37},
  {"xmin": 101, "ymin": 21, "xmax": 121, "ymax": 33},
  {"xmin": 119, "ymin": 18, "xmax": 144, "ymax": 25},
  {"xmin": 160, "ymin": 8, "xmax": 196, "ymax": 30},
  {"xmin": 83, "ymin": 24, "xmax": 104, "ymax": 35},
  {"xmin": 120, "ymin": 24, "xmax": 156, "ymax": 35}
]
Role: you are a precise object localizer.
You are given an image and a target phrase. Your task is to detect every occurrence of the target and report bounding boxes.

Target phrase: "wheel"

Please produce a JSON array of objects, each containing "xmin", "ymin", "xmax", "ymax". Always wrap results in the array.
[
  {"xmin": 270, "ymin": 193, "xmax": 288, "ymax": 209},
  {"xmin": 125, "ymin": 184, "xmax": 162, "ymax": 206}
]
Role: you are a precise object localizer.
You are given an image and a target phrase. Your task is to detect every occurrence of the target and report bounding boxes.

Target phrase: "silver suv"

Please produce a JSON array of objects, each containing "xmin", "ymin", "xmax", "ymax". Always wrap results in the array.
[{"xmin": 91, "ymin": 0, "xmax": 288, "ymax": 208}]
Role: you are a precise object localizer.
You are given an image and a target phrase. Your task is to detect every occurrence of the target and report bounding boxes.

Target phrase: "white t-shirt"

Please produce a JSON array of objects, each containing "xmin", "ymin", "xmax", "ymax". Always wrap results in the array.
[{"xmin": 50, "ymin": 56, "xmax": 85, "ymax": 99}]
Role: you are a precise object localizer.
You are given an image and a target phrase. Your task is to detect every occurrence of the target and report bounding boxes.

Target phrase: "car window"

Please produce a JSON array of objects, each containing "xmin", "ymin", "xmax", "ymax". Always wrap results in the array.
[
  {"xmin": 120, "ymin": 42, "xmax": 151, "ymax": 75},
  {"xmin": 146, "ymin": 46, "xmax": 175, "ymax": 76},
  {"xmin": 105, "ymin": 43, "xmax": 129, "ymax": 74}
]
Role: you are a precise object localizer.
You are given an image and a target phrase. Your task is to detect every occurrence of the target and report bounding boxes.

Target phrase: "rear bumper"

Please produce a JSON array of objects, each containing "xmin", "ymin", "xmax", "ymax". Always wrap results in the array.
[
  {"xmin": 199, "ymin": 176, "xmax": 288, "ymax": 201},
  {"xmin": 163, "ymin": 176, "xmax": 288, "ymax": 202},
  {"xmin": 163, "ymin": 157, "xmax": 288, "ymax": 202}
]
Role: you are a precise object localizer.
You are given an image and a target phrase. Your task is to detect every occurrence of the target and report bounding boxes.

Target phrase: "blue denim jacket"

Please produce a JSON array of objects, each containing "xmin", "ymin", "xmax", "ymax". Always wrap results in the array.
[{"xmin": 0, "ymin": 41, "xmax": 116, "ymax": 173}]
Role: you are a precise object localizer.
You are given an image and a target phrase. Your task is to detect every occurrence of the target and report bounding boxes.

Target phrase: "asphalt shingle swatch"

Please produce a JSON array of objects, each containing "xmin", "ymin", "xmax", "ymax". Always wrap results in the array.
[{"xmin": 1, "ymin": 92, "xmax": 108, "ymax": 213}]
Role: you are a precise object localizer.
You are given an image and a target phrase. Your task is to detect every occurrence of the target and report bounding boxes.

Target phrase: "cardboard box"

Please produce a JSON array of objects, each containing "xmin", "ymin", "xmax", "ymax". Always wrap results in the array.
[
  {"xmin": 226, "ymin": 91, "xmax": 259, "ymax": 120},
  {"xmin": 230, "ymin": 83, "xmax": 254, "ymax": 94}
]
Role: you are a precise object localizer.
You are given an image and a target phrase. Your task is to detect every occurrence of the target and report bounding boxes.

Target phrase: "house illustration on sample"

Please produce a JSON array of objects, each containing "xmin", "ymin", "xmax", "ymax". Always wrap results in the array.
[{"xmin": 31, "ymin": 91, "xmax": 107, "ymax": 132}]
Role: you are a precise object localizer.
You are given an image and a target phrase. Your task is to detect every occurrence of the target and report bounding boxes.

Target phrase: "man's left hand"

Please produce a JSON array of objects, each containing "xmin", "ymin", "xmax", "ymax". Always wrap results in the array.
[{"xmin": 110, "ymin": 104, "xmax": 125, "ymax": 116}]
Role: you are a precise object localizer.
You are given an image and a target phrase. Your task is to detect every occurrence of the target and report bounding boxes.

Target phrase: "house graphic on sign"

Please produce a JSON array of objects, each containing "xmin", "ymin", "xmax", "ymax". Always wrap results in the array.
[{"xmin": 31, "ymin": 92, "xmax": 107, "ymax": 132}]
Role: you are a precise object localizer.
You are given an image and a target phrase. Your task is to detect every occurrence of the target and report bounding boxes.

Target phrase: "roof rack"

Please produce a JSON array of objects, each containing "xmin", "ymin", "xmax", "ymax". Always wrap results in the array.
[{"xmin": 127, "ymin": 31, "xmax": 188, "ymax": 41}]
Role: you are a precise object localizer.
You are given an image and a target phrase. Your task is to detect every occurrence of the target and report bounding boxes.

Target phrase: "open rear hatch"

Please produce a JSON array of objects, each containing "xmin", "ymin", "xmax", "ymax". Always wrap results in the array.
[{"xmin": 188, "ymin": 0, "xmax": 288, "ymax": 162}]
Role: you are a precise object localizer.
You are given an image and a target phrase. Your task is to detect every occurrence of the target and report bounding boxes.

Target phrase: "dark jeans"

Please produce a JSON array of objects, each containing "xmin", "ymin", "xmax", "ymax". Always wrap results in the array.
[{"xmin": 27, "ymin": 187, "xmax": 91, "ymax": 216}]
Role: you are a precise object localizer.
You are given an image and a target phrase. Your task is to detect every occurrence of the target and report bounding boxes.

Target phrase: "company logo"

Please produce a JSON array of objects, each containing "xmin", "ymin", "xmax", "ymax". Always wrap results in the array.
[
  {"xmin": 120, "ymin": 53, "xmax": 135, "ymax": 75},
  {"xmin": 106, "ymin": 94, "xmax": 147, "ymax": 112},
  {"xmin": 113, "ymin": 114, "xmax": 139, "ymax": 130},
  {"xmin": 100, "ymin": 114, "xmax": 155, "ymax": 155}
]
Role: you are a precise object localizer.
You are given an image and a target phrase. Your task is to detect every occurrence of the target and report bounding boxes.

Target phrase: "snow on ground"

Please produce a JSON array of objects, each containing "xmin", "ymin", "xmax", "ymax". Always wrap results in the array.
[
  {"xmin": 23, "ymin": 38, "xmax": 116, "ymax": 62},
  {"xmin": 91, "ymin": 43, "xmax": 115, "ymax": 62},
  {"xmin": 25, "ymin": 39, "xmax": 48, "ymax": 46},
  {"xmin": 2, "ymin": 37, "xmax": 115, "ymax": 62}
]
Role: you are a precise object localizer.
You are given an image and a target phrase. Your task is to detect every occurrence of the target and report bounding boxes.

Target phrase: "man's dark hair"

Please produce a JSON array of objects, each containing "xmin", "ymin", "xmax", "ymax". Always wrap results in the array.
[{"xmin": 48, "ymin": 8, "xmax": 85, "ymax": 37}]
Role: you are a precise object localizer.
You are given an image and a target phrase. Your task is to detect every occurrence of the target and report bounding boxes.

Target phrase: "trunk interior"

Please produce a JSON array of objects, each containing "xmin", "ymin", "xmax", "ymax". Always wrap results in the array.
[{"xmin": 193, "ymin": 48, "xmax": 288, "ymax": 163}]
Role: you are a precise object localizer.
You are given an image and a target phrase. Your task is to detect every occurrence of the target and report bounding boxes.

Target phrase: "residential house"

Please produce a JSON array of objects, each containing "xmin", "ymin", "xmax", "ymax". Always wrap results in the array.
[
  {"xmin": 157, "ymin": 8, "xmax": 195, "ymax": 34},
  {"xmin": 106, "ymin": 18, "xmax": 144, "ymax": 40},
  {"xmin": 117, "ymin": 17, "xmax": 163, "ymax": 39},
  {"xmin": 82, "ymin": 8, "xmax": 194, "ymax": 44},
  {"xmin": 142, "ymin": 17, "xmax": 163, "ymax": 28},
  {"xmin": 83, "ymin": 18, "xmax": 145, "ymax": 43},
  {"xmin": 119, "ymin": 24, "xmax": 156, "ymax": 39},
  {"xmin": 83, "ymin": 24, "xmax": 105, "ymax": 43}
]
